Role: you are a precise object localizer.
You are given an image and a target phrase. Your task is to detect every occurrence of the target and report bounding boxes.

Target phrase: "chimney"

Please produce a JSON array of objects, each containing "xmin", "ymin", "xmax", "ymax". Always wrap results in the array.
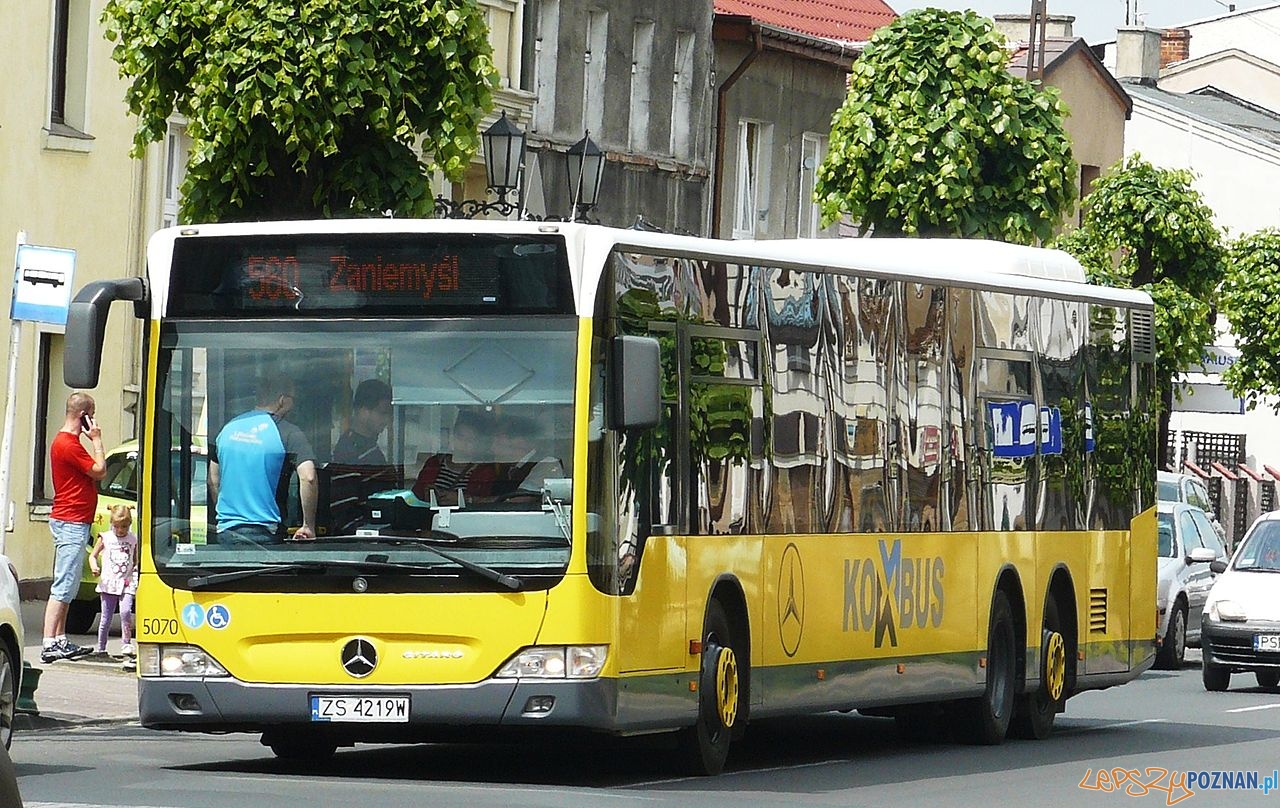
[
  {"xmin": 993, "ymin": 13, "xmax": 1075, "ymax": 43},
  {"xmin": 1161, "ymin": 28, "xmax": 1191, "ymax": 66},
  {"xmin": 1115, "ymin": 27, "xmax": 1162, "ymax": 83}
]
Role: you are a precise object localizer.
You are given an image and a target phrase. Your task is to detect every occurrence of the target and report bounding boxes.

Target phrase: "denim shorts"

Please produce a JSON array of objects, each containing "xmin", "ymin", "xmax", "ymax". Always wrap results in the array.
[{"xmin": 49, "ymin": 519, "xmax": 91, "ymax": 603}]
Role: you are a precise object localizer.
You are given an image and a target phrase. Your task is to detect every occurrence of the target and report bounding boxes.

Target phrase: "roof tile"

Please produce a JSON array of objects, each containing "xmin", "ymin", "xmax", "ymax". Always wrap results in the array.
[{"xmin": 714, "ymin": 0, "xmax": 897, "ymax": 43}]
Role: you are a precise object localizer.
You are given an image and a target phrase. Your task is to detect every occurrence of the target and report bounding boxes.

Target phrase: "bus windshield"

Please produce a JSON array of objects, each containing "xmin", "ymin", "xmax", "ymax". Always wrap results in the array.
[{"xmin": 150, "ymin": 316, "xmax": 577, "ymax": 593}]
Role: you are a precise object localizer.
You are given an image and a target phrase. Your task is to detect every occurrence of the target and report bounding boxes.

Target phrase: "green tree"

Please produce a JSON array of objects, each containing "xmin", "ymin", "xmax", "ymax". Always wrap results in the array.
[
  {"xmin": 815, "ymin": 8, "xmax": 1076, "ymax": 243},
  {"xmin": 1053, "ymin": 155, "xmax": 1225, "ymax": 467},
  {"xmin": 1220, "ymin": 230, "xmax": 1280, "ymax": 410},
  {"xmin": 102, "ymin": 0, "xmax": 500, "ymax": 222}
]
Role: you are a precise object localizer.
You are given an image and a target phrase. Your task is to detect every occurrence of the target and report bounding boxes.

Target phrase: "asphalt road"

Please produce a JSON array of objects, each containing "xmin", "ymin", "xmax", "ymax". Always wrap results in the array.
[{"xmin": 11, "ymin": 651, "xmax": 1280, "ymax": 808}]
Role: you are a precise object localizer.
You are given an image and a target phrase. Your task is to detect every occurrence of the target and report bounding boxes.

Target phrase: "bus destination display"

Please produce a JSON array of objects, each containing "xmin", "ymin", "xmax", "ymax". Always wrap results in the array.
[{"xmin": 169, "ymin": 234, "xmax": 572, "ymax": 316}]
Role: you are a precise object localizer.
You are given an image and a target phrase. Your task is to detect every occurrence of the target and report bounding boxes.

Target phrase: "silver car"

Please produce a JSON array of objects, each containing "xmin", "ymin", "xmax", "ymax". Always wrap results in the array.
[
  {"xmin": 1157, "ymin": 470, "xmax": 1230, "ymax": 549},
  {"xmin": 0, "ymin": 554, "xmax": 24, "ymax": 749},
  {"xmin": 1156, "ymin": 501, "xmax": 1228, "ymax": 669}
]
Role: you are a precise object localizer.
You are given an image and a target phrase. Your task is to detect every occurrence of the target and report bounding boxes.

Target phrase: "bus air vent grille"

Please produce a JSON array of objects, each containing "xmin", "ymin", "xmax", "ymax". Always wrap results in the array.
[
  {"xmin": 1130, "ymin": 310, "xmax": 1155, "ymax": 362},
  {"xmin": 1088, "ymin": 588, "xmax": 1108, "ymax": 633}
]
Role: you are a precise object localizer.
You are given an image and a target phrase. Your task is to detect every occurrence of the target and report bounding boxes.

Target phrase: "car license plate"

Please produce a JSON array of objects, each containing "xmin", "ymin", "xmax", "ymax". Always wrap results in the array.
[
  {"xmin": 310, "ymin": 695, "xmax": 410, "ymax": 723},
  {"xmin": 1254, "ymin": 634, "xmax": 1280, "ymax": 652}
]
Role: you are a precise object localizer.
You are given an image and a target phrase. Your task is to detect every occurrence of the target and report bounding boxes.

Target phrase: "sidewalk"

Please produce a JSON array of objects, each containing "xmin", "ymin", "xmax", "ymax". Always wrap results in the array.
[{"xmin": 14, "ymin": 599, "xmax": 138, "ymax": 730}]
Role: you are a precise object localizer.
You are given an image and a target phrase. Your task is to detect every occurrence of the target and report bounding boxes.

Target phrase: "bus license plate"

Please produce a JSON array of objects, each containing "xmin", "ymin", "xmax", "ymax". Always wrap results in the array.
[
  {"xmin": 1255, "ymin": 634, "xmax": 1280, "ymax": 653},
  {"xmin": 310, "ymin": 695, "xmax": 410, "ymax": 723}
]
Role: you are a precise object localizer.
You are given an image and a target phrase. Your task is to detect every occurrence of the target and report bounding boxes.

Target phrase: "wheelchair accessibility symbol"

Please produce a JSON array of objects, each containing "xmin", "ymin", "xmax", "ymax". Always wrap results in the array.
[
  {"xmin": 207, "ymin": 605, "xmax": 230, "ymax": 630},
  {"xmin": 182, "ymin": 603, "xmax": 205, "ymax": 629}
]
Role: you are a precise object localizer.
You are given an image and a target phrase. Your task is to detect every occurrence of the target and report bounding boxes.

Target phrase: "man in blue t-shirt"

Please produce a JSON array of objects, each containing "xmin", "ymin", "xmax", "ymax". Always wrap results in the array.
[{"xmin": 210, "ymin": 375, "xmax": 318, "ymax": 544}]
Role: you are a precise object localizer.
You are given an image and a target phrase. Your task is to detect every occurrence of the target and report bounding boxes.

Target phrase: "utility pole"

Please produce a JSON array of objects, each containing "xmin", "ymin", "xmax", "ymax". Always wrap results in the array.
[{"xmin": 1025, "ymin": 0, "xmax": 1049, "ymax": 84}]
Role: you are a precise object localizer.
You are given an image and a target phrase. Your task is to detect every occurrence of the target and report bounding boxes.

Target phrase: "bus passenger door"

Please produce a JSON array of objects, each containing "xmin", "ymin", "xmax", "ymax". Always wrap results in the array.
[{"xmin": 615, "ymin": 321, "xmax": 688, "ymax": 673}]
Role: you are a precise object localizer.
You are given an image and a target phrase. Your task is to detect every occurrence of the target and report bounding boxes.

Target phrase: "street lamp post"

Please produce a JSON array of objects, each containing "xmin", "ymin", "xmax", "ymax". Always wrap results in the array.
[
  {"xmin": 566, "ymin": 131, "xmax": 605, "ymax": 222},
  {"xmin": 434, "ymin": 111, "xmax": 526, "ymax": 219}
]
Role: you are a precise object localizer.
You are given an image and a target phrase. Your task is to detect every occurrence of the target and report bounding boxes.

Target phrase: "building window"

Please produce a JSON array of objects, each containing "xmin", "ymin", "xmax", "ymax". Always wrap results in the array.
[
  {"xmin": 583, "ymin": 10, "xmax": 608, "ymax": 137},
  {"xmin": 480, "ymin": 0, "xmax": 524, "ymax": 90},
  {"xmin": 670, "ymin": 30, "xmax": 694, "ymax": 158},
  {"xmin": 531, "ymin": 0, "xmax": 559, "ymax": 134},
  {"xmin": 733, "ymin": 120, "xmax": 771, "ymax": 239},
  {"xmin": 32, "ymin": 332, "xmax": 57, "ymax": 503},
  {"xmin": 1079, "ymin": 164, "xmax": 1101, "ymax": 226},
  {"xmin": 49, "ymin": 0, "xmax": 90, "ymax": 134},
  {"xmin": 798, "ymin": 133, "xmax": 828, "ymax": 238},
  {"xmin": 629, "ymin": 20, "xmax": 655, "ymax": 153},
  {"xmin": 162, "ymin": 124, "xmax": 193, "ymax": 229}
]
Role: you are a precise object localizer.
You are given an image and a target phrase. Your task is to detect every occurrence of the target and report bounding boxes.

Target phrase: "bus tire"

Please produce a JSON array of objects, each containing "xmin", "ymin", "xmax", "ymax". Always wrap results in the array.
[
  {"xmin": 65, "ymin": 599, "xmax": 98, "ymax": 636},
  {"xmin": 678, "ymin": 600, "xmax": 739, "ymax": 776},
  {"xmin": 1011, "ymin": 597, "xmax": 1067, "ymax": 740},
  {"xmin": 263, "ymin": 730, "xmax": 337, "ymax": 762},
  {"xmin": 962, "ymin": 590, "xmax": 1016, "ymax": 745}
]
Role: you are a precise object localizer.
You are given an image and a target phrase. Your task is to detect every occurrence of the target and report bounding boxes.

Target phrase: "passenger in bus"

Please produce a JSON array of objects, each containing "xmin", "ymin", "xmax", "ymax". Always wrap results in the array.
[
  {"xmin": 329, "ymin": 379, "xmax": 398, "ymax": 534},
  {"xmin": 412, "ymin": 409, "xmax": 499, "ymax": 503},
  {"xmin": 210, "ymin": 374, "xmax": 318, "ymax": 544},
  {"xmin": 493, "ymin": 415, "xmax": 564, "ymax": 497}
]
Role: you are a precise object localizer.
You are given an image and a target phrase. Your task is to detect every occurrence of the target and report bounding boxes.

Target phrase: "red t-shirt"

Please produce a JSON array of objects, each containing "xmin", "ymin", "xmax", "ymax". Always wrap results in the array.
[{"xmin": 50, "ymin": 431, "xmax": 98, "ymax": 523}]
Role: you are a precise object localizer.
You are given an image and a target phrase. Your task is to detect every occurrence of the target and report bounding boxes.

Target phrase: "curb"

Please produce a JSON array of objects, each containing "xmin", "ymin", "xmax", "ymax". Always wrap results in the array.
[{"xmin": 14, "ymin": 712, "xmax": 137, "ymax": 731}]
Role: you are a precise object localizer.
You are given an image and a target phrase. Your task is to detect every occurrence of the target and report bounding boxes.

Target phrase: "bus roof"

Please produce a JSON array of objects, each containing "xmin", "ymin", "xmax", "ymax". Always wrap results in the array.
[{"xmin": 147, "ymin": 220, "xmax": 1152, "ymax": 318}]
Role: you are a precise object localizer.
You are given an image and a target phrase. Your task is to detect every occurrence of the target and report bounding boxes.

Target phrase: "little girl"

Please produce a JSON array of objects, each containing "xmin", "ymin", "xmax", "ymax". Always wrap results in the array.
[{"xmin": 89, "ymin": 504, "xmax": 138, "ymax": 657}]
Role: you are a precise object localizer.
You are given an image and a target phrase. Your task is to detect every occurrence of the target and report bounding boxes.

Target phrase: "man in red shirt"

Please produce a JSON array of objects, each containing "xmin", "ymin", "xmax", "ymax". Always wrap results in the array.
[{"xmin": 42, "ymin": 391, "xmax": 107, "ymax": 662}]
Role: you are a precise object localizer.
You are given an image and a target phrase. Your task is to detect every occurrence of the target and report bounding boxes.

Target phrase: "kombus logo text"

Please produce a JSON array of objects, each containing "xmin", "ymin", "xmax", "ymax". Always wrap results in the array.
[{"xmin": 843, "ymin": 539, "xmax": 944, "ymax": 648}]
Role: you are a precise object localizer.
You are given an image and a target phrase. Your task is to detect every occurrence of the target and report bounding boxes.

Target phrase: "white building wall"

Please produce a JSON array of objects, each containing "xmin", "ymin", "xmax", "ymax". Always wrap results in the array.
[
  {"xmin": 1159, "ymin": 55, "xmax": 1280, "ymax": 112},
  {"xmin": 1181, "ymin": 8, "xmax": 1280, "ymax": 61},
  {"xmin": 1125, "ymin": 97, "xmax": 1280, "ymax": 234}
]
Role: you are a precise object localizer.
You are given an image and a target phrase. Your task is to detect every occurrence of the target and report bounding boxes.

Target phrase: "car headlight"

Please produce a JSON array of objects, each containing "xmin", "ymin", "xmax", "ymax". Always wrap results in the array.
[
  {"xmin": 139, "ymin": 643, "xmax": 229, "ymax": 677},
  {"xmin": 1208, "ymin": 600, "xmax": 1247, "ymax": 622},
  {"xmin": 496, "ymin": 645, "xmax": 607, "ymax": 679}
]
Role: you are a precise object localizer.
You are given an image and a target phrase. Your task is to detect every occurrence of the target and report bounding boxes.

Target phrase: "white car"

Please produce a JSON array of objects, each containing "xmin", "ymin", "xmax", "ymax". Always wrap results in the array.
[
  {"xmin": 1201, "ymin": 510, "xmax": 1280, "ymax": 692},
  {"xmin": 0, "ymin": 554, "xmax": 24, "ymax": 748},
  {"xmin": 1156, "ymin": 501, "xmax": 1228, "ymax": 669},
  {"xmin": 1157, "ymin": 470, "xmax": 1230, "ymax": 548}
]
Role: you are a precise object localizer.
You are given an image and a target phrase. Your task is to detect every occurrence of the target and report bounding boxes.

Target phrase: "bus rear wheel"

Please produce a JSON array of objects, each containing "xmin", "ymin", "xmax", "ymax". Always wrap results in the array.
[
  {"xmin": 960, "ymin": 590, "xmax": 1016, "ymax": 745},
  {"xmin": 1012, "ymin": 597, "xmax": 1067, "ymax": 740},
  {"xmin": 678, "ymin": 600, "xmax": 739, "ymax": 776}
]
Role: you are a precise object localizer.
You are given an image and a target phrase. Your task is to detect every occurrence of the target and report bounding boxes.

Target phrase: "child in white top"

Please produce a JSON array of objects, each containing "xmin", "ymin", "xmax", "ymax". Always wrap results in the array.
[{"xmin": 89, "ymin": 504, "xmax": 138, "ymax": 657}]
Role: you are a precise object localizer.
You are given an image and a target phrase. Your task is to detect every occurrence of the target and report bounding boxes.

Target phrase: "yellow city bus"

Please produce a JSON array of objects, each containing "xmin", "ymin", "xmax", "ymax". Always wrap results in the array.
[{"xmin": 65, "ymin": 221, "xmax": 1156, "ymax": 774}]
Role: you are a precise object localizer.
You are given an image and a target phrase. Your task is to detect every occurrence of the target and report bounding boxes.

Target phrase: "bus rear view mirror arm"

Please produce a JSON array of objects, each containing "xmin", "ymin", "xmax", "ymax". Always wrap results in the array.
[
  {"xmin": 609, "ymin": 335, "xmax": 661, "ymax": 430},
  {"xmin": 64, "ymin": 277, "xmax": 148, "ymax": 389}
]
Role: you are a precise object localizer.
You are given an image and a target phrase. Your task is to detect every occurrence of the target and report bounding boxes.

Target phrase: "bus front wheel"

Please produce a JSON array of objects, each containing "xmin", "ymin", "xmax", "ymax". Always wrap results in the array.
[
  {"xmin": 678, "ymin": 600, "xmax": 739, "ymax": 776},
  {"xmin": 263, "ymin": 729, "xmax": 337, "ymax": 762}
]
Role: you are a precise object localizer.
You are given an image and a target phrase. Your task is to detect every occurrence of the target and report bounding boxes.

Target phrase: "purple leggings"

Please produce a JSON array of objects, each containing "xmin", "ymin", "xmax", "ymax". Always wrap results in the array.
[{"xmin": 97, "ymin": 591, "xmax": 135, "ymax": 652}]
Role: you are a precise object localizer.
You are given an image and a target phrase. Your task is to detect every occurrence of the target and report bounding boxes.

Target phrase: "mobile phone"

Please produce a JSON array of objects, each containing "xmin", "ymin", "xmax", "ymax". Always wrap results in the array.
[{"xmin": 80, "ymin": 414, "xmax": 92, "ymax": 432}]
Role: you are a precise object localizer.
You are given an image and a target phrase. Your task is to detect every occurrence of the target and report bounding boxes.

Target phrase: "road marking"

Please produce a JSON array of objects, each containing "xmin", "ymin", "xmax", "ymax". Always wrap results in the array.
[{"xmin": 1225, "ymin": 703, "xmax": 1280, "ymax": 713}]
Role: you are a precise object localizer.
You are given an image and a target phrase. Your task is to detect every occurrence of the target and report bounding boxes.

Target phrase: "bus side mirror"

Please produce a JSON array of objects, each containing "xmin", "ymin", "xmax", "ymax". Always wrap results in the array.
[
  {"xmin": 609, "ymin": 335, "xmax": 660, "ymax": 430},
  {"xmin": 64, "ymin": 278, "xmax": 147, "ymax": 389}
]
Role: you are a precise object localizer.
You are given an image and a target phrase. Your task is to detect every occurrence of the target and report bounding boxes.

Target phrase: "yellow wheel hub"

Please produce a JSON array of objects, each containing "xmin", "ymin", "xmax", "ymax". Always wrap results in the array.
[
  {"xmin": 1044, "ymin": 630, "xmax": 1066, "ymax": 701},
  {"xmin": 715, "ymin": 647, "xmax": 739, "ymax": 728}
]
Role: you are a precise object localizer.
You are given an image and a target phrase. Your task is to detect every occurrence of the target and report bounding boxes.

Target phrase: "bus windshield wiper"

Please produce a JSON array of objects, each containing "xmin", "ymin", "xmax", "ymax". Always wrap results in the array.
[
  {"xmin": 186, "ymin": 552, "xmax": 521, "ymax": 591},
  {"xmin": 188, "ymin": 561, "xmax": 318, "ymax": 589},
  {"xmin": 369, "ymin": 538, "xmax": 522, "ymax": 590}
]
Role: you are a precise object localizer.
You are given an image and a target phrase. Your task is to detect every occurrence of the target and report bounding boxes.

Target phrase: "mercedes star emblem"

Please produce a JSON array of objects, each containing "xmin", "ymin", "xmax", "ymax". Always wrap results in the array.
[{"xmin": 341, "ymin": 638, "xmax": 378, "ymax": 678}]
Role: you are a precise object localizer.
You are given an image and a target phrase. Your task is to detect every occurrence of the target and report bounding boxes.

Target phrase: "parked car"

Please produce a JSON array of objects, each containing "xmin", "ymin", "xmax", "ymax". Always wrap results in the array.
[
  {"xmin": 1201, "ymin": 510, "xmax": 1280, "ymax": 692},
  {"xmin": 67, "ymin": 441, "xmax": 208, "ymax": 634},
  {"xmin": 1157, "ymin": 470, "xmax": 1230, "ymax": 549},
  {"xmin": 1155, "ymin": 501, "xmax": 1229, "ymax": 669},
  {"xmin": 0, "ymin": 553, "xmax": 24, "ymax": 749}
]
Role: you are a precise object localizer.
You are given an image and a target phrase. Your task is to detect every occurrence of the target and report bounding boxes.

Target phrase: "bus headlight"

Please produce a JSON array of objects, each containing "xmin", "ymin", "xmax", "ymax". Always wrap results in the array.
[
  {"xmin": 140, "ymin": 644, "xmax": 230, "ymax": 677},
  {"xmin": 496, "ymin": 645, "xmax": 607, "ymax": 679}
]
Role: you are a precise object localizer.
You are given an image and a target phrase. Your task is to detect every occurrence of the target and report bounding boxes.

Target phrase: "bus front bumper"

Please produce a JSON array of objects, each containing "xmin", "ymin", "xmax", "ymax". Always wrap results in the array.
[{"xmin": 138, "ymin": 675, "xmax": 621, "ymax": 735}]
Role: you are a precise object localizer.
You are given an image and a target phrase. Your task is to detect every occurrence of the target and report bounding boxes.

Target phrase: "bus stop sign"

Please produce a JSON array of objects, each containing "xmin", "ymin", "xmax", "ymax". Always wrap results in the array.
[{"xmin": 11, "ymin": 244, "xmax": 76, "ymax": 325}]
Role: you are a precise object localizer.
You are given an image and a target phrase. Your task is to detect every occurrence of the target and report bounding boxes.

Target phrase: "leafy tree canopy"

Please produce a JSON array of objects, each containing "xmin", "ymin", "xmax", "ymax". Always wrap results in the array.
[
  {"xmin": 1220, "ymin": 230, "xmax": 1280, "ymax": 410},
  {"xmin": 815, "ymin": 8, "xmax": 1076, "ymax": 243},
  {"xmin": 1053, "ymin": 154, "xmax": 1224, "ymax": 387},
  {"xmin": 103, "ymin": 0, "xmax": 500, "ymax": 222}
]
